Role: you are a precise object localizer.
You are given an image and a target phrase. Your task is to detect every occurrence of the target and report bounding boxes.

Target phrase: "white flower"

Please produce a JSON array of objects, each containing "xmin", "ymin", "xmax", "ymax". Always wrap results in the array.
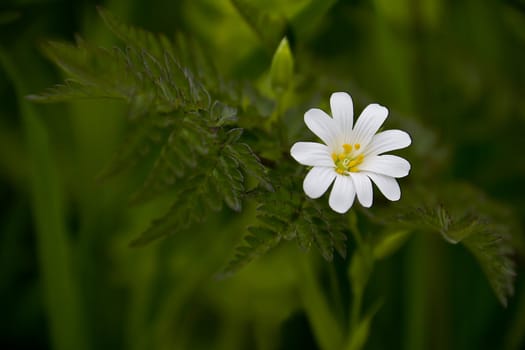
[{"xmin": 290, "ymin": 92, "xmax": 411, "ymax": 214}]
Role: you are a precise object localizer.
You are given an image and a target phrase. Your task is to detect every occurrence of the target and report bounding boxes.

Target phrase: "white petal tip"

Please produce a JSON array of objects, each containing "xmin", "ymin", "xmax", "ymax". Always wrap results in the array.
[
  {"xmin": 330, "ymin": 91, "xmax": 352, "ymax": 101},
  {"xmin": 370, "ymin": 103, "xmax": 388, "ymax": 114},
  {"xmin": 328, "ymin": 176, "xmax": 356, "ymax": 214},
  {"xmin": 330, "ymin": 205, "xmax": 351, "ymax": 214},
  {"xmin": 385, "ymin": 191, "xmax": 401, "ymax": 201},
  {"xmin": 303, "ymin": 167, "xmax": 336, "ymax": 199}
]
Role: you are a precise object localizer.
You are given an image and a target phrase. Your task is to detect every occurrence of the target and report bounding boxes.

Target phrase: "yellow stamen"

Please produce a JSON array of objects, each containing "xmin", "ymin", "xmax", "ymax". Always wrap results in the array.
[
  {"xmin": 347, "ymin": 159, "xmax": 359, "ymax": 168},
  {"xmin": 332, "ymin": 146, "xmax": 365, "ymax": 175}
]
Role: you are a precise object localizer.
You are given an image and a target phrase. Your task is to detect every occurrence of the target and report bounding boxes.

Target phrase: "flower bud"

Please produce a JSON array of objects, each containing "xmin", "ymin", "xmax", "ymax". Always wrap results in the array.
[{"xmin": 270, "ymin": 37, "xmax": 294, "ymax": 95}]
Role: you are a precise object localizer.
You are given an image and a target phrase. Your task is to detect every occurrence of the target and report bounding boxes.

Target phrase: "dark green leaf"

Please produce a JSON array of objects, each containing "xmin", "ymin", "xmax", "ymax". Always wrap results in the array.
[
  {"xmin": 220, "ymin": 225, "xmax": 281, "ymax": 277},
  {"xmin": 230, "ymin": 0, "xmax": 286, "ymax": 49}
]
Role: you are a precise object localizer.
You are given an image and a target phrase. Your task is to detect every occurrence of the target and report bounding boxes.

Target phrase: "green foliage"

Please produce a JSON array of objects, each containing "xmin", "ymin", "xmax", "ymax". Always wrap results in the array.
[
  {"xmin": 222, "ymin": 172, "xmax": 347, "ymax": 276},
  {"xmin": 230, "ymin": 0, "xmax": 286, "ymax": 49},
  {"xmin": 28, "ymin": 6, "xmax": 517, "ymax": 314},
  {"xmin": 378, "ymin": 183, "xmax": 517, "ymax": 307},
  {"xmin": 5, "ymin": 1, "xmax": 525, "ymax": 349},
  {"xmin": 31, "ymin": 8, "xmax": 271, "ymax": 247}
]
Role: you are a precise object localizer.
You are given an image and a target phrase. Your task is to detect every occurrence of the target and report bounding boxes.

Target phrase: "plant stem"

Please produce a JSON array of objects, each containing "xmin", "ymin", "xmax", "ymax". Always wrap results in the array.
[
  {"xmin": 347, "ymin": 211, "xmax": 372, "ymax": 345},
  {"xmin": 265, "ymin": 91, "xmax": 290, "ymax": 150},
  {"xmin": 350, "ymin": 289, "xmax": 363, "ymax": 333},
  {"xmin": 299, "ymin": 253, "xmax": 343, "ymax": 350},
  {"xmin": 348, "ymin": 211, "xmax": 364, "ymax": 248},
  {"xmin": 0, "ymin": 50, "xmax": 89, "ymax": 350}
]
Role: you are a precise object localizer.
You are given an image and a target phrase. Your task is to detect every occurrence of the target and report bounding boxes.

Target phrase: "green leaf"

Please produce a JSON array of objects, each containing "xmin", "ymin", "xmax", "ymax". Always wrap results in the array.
[
  {"xmin": 130, "ymin": 115, "xmax": 213, "ymax": 203},
  {"xmin": 31, "ymin": 8, "xmax": 275, "ymax": 256},
  {"xmin": 225, "ymin": 143, "xmax": 273, "ymax": 191},
  {"xmin": 97, "ymin": 6, "xmax": 170, "ymax": 56},
  {"xmin": 230, "ymin": 0, "xmax": 287, "ymax": 49},
  {"xmin": 290, "ymin": 0, "xmax": 338, "ymax": 40},
  {"xmin": 27, "ymin": 79, "xmax": 117, "ymax": 103},
  {"xmin": 98, "ymin": 107, "xmax": 167, "ymax": 179},
  {"xmin": 210, "ymin": 100, "xmax": 238, "ymax": 126},
  {"xmin": 295, "ymin": 218, "xmax": 314, "ymax": 251},
  {"xmin": 462, "ymin": 227, "xmax": 516, "ymax": 307},
  {"xmin": 212, "ymin": 153, "xmax": 244, "ymax": 212},
  {"xmin": 37, "ymin": 40, "xmax": 133, "ymax": 101},
  {"xmin": 223, "ymin": 174, "xmax": 349, "ymax": 275},
  {"xmin": 388, "ymin": 183, "xmax": 517, "ymax": 306},
  {"xmin": 220, "ymin": 226, "xmax": 282, "ymax": 276},
  {"xmin": 129, "ymin": 177, "xmax": 221, "ymax": 247}
]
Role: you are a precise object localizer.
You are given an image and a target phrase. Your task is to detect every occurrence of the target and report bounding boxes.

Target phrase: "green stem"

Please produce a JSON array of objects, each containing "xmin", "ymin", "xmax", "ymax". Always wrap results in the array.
[
  {"xmin": 346, "ymin": 211, "xmax": 373, "ymax": 349},
  {"xmin": 0, "ymin": 50, "xmax": 89, "ymax": 350},
  {"xmin": 299, "ymin": 253, "xmax": 343, "ymax": 350},
  {"xmin": 265, "ymin": 92, "xmax": 289, "ymax": 150},
  {"xmin": 350, "ymin": 290, "xmax": 363, "ymax": 335},
  {"xmin": 404, "ymin": 233, "xmax": 426, "ymax": 350},
  {"xmin": 348, "ymin": 211, "xmax": 364, "ymax": 248}
]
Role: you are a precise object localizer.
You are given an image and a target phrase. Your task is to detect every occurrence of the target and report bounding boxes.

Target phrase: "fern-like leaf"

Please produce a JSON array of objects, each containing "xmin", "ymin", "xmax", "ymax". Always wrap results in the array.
[
  {"xmin": 222, "ymin": 173, "xmax": 347, "ymax": 275},
  {"xmin": 130, "ymin": 113, "xmax": 214, "ymax": 202},
  {"xmin": 462, "ymin": 226, "xmax": 515, "ymax": 307},
  {"xmin": 31, "ymin": 9, "xmax": 274, "ymax": 248},
  {"xmin": 129, "ymin": 179, "xmax": 219, "ymax": 247},
  {"xmin": 220, "ymin": 226, "xmax": 282, "ymax": 277},
  {"xmin": 130, "ymin": 134, "xmax": 269, "ymax": 245},
  {"xmin": 384, "ymin": 184, "xmax": 517, "ymax": 306}
]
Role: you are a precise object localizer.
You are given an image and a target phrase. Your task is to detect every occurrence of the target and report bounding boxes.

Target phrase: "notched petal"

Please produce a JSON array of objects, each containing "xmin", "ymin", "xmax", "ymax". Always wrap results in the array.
[
  {"xmin": 304, "ymin": 108, "xmax": 340, "ymax": 149},
  {"xmin": 330, "ymin": 92, "xmax": 353, "ymax": 140},
  {"xmin": 329, "ymin": 175, "xmax": 356, "ymax": 214},
  {"xmin": 303, "ymin": 167, "xmax": 336, "ymax": 199},
  {"xmin": 365, "ymin": 172, "xmax": 401, "ymax": 201},
  {"xmin": 359, "ymin": 155, "xmax": 410, "ymax": 178},
  {"xmin": 352, "ymin": 103, "xmax": 388, "ymax": 148},
  {"xmin": 365, "ymin": 129, "xmax": 412, "ymax": 156},
  {"xmin": 350, "ymin": 172, "xmax": 373, "ymax": 208},
  {"xmin": 290, "ymin": 142, "xmax": 333, "ymax": 167}
]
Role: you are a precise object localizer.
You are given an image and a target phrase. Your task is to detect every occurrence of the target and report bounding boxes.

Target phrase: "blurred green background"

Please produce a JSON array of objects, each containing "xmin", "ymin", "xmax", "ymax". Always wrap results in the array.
[{"xmin": 1, "ymin": 0, "xmax": 525, "ymax": 349}]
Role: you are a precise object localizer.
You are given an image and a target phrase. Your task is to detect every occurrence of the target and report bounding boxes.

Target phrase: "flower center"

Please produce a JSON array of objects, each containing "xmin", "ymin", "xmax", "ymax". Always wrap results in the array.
[{"xmin": 331, "ymin": 143, "xmax": 364, "ymax": 175}]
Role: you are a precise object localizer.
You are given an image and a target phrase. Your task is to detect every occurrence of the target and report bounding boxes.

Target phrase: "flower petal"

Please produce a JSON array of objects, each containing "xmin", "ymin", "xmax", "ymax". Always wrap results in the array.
[
  {"xmin": 303, "ymin": 167, "xmax": 336, "ymax": 199},
  {"xmin": 329, "ymin": 175, "xmax": 356, "ymax": 214},
  {"xmin": 352, "ymin": 103, "xmax": 388, "ymax": 148},
  {"xmin": 364, "ymin": 172, "xmax": 401, "ymax": 201},
  {"xmin": 330, "ymin": 92, "xmax": 353, "ymax": 142},
  {"xmin": 350, "ymin": 172, "xmax": 373, "ymax": 208},
  {"xmin": 290, "ymin": 142, "xmax": 334, "ymax": 167},
  {"xmin": 359, "ymin": 155, "xmax": 411, "ymax": 178},
  {"xmin": 304, "ymin": 108, "xmax": 340, "ymax": 149},
  {"xmin": 365, "ymin": 130, "xmax": 411, "ymax": 156}
]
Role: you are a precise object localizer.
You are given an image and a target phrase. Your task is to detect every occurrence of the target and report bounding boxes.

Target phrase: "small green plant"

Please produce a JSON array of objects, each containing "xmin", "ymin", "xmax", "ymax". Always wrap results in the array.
[{"xmin": 29, "ymin": 6, "xmax": 517, "ymax": 349}]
